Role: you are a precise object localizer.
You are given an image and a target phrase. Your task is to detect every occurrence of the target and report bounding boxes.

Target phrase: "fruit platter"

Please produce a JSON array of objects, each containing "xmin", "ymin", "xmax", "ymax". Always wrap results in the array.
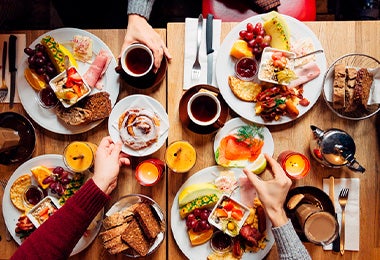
[
  {"xmin": 216, "ymin": 11, "xmax": 327, "ymax": 125},
  {"xmin": 2, "ymin": 154, "xmax": 102, "ymax": 256},
  {"xmin": 171, "ymin": 166, "xmax": 274, "ymax": 259}
]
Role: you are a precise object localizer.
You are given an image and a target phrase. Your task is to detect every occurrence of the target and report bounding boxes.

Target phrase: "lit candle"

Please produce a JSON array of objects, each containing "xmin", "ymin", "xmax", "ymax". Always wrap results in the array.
[
  {"xmin": 135, "ymin": 159, "xmax": 164, "ymax": 186},
  {"xmin": 278, "ymin": 151, "xmax": 310, "ymax": 179}
]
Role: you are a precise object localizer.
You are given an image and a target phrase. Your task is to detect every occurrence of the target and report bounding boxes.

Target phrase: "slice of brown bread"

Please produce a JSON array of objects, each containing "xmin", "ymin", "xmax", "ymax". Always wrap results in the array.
[
  {"xmin": 99, "ymin": 222, "xmax": 130, "ymax": 243},
  {"xmin": 56, "ymin": 105, "xmax": 92, "ymax": 126},
  {"xmin": 103, "ymin": 235, "xmax": 130, "ymax": 255},
  {"xmin": 81, "ymin": 91, "xmax": 112, "ymax": 121},
  {"xmin": 353, "ymin": 68, "xmax": 373, "ymax": 108},
  {"xmin": 121, "ymin": 218, "xmax": 150, "ymax": 256},
  {"xmin": 332, "ymin": 63, "xmax": 346, "ymax": 109},
  {"xmin": 133, "ymin": 203, "xmax": 161, "ymax": 241},
  {"xmin": 344, "ymin": 67, "xmax": 357, "ymax": 112}
]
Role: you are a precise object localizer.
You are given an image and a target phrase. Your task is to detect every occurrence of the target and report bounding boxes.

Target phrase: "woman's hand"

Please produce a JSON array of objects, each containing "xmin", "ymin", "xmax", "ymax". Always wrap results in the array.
[
  {"xmin": 92, "ymin": 136, "xmax": 130, "ymax": 195},
  {"xmin": 119, "ymin": 14, "xmax": 172, "ymax": 73}
]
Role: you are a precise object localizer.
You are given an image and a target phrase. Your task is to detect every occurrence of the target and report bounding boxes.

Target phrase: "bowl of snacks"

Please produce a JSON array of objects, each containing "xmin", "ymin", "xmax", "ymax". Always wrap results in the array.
[
  {"xmin": 322, "ymin": 53, "xmax": 380, "ymax": 120},
  {"xmin": 49, "ymin": 66, "xmax": 91, "ymax": 108},
  {"xmin": 26, "ymin": 196, "xmax": 60, "ymax": 228},
  {"xmin": 208, "ymin": 194, "xmax": 250, "ymax": 237}
]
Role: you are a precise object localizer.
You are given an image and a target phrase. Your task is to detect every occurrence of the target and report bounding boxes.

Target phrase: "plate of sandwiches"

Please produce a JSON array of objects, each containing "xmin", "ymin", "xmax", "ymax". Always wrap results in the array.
[
  {"xmin": 322, "ymin": 53, "xmax": 380, "ymax": 120},
  {"xmin": 18, "ymin": 28, "xmax": 119, "ymax": 134},
  {"xmin": 99, "ymin": 194, "xmax": 165, "ymax": 257}
]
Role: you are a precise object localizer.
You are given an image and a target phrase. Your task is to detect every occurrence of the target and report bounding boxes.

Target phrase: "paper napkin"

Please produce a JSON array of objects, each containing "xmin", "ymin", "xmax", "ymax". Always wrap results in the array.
[
  {"xmin": 0, "ymin": 34, "xmax": 26, "ymax": 103},
  {"xmin": 322, "ymin": 178, "xmax": 360, "ymax": 251},
  {"xmin": 183, "ymin": 17, "xmax": 221, "ymax": 90}
]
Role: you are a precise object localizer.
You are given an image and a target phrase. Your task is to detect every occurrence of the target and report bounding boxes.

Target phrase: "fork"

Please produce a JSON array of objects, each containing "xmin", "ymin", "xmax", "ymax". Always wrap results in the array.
[
  {"xmin": 338, "ymin": 187, "xmax": 349, "ymax": 255},
  {"xmin": 191, "ymin": 14, "xmax": 203, "ymax": 82},
  {"xmin": 0, "ymin": 178, "xmax": 11, "ymax": 241},
  {"xmin": 0, "ymin": 41, "xmax": 8, "ymax": 102}
]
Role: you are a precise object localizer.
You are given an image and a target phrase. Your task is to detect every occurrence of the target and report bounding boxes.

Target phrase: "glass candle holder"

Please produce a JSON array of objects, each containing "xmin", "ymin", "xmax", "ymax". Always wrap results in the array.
[
  {"xmin": 277, "ymin": 150, "xmax": 310, "ymax": 179},
  {"xmin": 135, "ymin": 158, "xmax": 165, "ymax": 186}
]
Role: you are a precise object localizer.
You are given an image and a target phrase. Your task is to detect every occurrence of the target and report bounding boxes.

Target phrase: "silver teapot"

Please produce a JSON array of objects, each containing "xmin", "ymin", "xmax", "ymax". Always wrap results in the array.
[{"xmin": 309, "ymin": 125, "xmax": 365, "ymax": 173}]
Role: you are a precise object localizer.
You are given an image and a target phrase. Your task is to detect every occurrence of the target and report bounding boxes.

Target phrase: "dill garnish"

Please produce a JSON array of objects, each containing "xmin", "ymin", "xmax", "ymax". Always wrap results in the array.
[{"xmin": 236, "ymin": 125, "xmax": 264, "ymax": 144}]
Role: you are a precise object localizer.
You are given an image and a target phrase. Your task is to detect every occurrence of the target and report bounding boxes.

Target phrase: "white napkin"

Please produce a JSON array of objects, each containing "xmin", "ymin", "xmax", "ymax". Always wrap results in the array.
[
  {"xmin": 183, "ymin": 17, "xmax": 221, "ymax": 90},
  {"xmin": 0, "ymin": 34, "xmax": 26, "ymax": 103},
  {"xmin": 322, "ymin": 178, "xmax": 360, "ymax": 251},
  {"xmin": 324, "ymin": 66, "xmax": 380, "ymax": 105}
]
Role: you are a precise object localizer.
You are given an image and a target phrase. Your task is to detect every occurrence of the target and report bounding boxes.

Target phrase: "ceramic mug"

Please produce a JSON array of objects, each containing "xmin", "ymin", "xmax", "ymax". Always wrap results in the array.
[
  {"xmin": 121, "ymin": 43, "xmax": 154, "ymax": 78},
  {"xmin": 187, "ymin": 91, "xmax": 221, "ymax": 127}
]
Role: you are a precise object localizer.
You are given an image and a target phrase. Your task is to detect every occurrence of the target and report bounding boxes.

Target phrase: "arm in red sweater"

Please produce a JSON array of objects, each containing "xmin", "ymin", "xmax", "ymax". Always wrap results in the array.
[{"xmin": 11, "ymin": 179, "xmax": 109, "ymax": 260}]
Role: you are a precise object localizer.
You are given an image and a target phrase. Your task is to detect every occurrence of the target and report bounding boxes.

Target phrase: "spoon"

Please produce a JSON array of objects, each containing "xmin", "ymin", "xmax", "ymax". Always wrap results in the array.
[{"xmin": 292, "ymin": 49, "xmax": 324, "ymax": 60}]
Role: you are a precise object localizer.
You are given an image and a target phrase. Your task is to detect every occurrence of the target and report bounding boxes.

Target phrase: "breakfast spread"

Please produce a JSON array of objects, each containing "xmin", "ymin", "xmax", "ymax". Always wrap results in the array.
[{"xmin": 118, "ymin": 107, "xmax": 160, "ymax": 150}]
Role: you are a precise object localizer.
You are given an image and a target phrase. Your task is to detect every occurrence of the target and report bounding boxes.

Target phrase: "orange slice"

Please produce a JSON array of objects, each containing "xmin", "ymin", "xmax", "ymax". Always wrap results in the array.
[
  {"xmin": 188, "ymin": 228, "xmax": 214, "ymax": 246},
  {"xmin": 24, "ymin": 68, "xmax": 47, "ymax": 91},
  {"xmin": 30, "ymin": 165, "xmax": 52, "ymax": 189},
  {"xmin": 230, "ymin": 40, "xmax": 253, "ymax": 59}
]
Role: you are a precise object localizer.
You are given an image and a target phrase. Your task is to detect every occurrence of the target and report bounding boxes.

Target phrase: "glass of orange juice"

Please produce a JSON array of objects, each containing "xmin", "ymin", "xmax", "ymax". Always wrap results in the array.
[
  {"xmin": 63, "ymin": 141, "xmax": 97, "ymax": 172},
  {"xmin": 165, "ymin": 140, "xmax": 196, "ymax": 173},
  {"xmin": 135, "ymin": 158, "xmax": 165, "ymax": 186},
  {"xmin": 277, "ymin": 150, "xmax": 310, "ymax": 179}
]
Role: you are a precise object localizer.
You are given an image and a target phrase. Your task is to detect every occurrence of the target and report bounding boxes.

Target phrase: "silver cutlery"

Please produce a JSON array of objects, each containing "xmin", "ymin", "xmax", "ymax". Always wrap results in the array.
[
  {"xmin": 206, "ymin": 14, "xmax": 214, "ymax": 85},
  {"xmin": 9, "ymin": 35, "xmax": 17, "ymax": 108},
  {"xmin": 191, "ymin": 14, "xmax": 203, "ymax": 82},
  {"xmin": 0, "ymin": 41, "xmax": 8, "ymax": 102},
  {"xmin": 338, "ymin": 187, "xmax": 349, "ymax": 255},
  {"xmin": 0, "ymin": 178, "xmax": 11, "ymax": 241},
  {"xmin": 328, "ymin": 176, "xmax": 340, "ymax": 252}
]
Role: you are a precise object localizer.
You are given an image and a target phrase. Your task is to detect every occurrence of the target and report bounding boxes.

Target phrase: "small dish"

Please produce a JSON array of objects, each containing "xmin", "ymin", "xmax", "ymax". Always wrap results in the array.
[
  {"xmin": 27, "ymin": 196, "xmax": 60, "ymax": 228},
  {"xmin": 179, "ymin": 84, "xmax": 229, "ymax": 135},
  {"xmin": 49, "ymin": 66, "xmax": 91, "ymax": 108},
  {"xmin": 208, "ymin": 194, "xmax": 250, "ymax": 237},
  {"xmin": 258, "ymin": 47, "xmax": 296, "ymax": 85},
  {"xmin": 235, "ymin": 56, "xmax": 258, "ymax": 81},
  {"xmin": 322, "ymin": 53, "xmax": 380, "ymax": 120},
  {"xmin": 209, "ymin": 230, "xmax": 232, "ymax": 255},
  {"xmin": 36, "ymin": 86, "xmax": 59, "ymax": 109}
]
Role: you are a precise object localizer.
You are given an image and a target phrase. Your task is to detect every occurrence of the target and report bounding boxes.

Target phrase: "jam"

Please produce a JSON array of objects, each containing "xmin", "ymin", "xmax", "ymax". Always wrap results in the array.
[
  {"xmin": 235, "ymin": 57, "xmax": 258, "ymax": 81},
  {"xmin": 210, "ymin": 230, "xmax": 232, "ymax": 254},
  {"xmin": 24, "ymin": 185, "xmax": 44, "ymax": 206},
  {"xmin": 38, "ymin": 87, "xmax": 58, "ymax": 108}
]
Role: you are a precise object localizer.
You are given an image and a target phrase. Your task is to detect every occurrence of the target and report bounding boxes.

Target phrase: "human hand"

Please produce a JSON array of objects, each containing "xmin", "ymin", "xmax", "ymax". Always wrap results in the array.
[
  {"xmin": 119, "ymin": 14, "xmax": 172, "ymax": 73},
  {"xmin": 92, "ymin": 136, "xmax": 130, "ymax": 195},
  {"xmin": 243, "ymin": 153, "xmax": 292, "ymax": 227}
]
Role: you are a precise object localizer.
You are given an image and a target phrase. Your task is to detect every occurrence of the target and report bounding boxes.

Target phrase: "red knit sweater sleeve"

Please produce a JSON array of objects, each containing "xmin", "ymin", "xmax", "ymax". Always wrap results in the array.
[{"xmin": 11, "ymin": 179, "xmax": 109, "ymax": 260}]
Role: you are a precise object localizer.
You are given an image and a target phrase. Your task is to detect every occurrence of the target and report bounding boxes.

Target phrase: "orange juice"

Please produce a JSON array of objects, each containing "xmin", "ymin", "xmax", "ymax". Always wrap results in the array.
[
  {"xmin": 135, "ymin": 159, "xmax": 164, "ymax": 186},
  {"xmin": 165, "ymin": 141, "xmax": 196, "ymax": 173},
  {"xmin": 278, "ymin": 150, "xmax": 310, "ymax": 179},
  {"xmin": 63, "ymin": 141, "xmax": 97, "ymax": 172}
]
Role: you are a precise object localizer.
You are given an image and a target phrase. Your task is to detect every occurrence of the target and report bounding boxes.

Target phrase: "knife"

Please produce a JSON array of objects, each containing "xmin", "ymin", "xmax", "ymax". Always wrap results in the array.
[
  {"xmin": 8, "ymin": 35, "xmax": 17, "ymax": 108},
  {"xmin": 329, "ymin": 176, "xmax": 340, "ymax": 252},
  {"xmin": 2, "ymin": 41, "xmax": 6, "ymax": 86},
  {"xmin": 206, "ymin": 14, "xmax": 214, "ymax": 85}
]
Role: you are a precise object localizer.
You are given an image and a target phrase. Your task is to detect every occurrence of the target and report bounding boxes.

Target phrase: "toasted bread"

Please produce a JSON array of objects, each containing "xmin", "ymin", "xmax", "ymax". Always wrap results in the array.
[
  {"xmin": 102, "ymin": 210, "xmax": 134, "ymax": 230},
  {"xmin": 99, "ymin": 222, "xmax": 130, "ymax": 243},
  {"xmin": 344, "ymin": 67, "xmax": 358, "ymax": 112},
  {"xmin": 353, "ymin": 68, "xmax": 373, "ymax": 109},
  {"xmin": 81, "ymin": 91, "xmax": 112, "ymax": 121},
  {"xmin": 56, "ymin": 105, "xmax": 92, "ymax": 126},
  {"xmin": 133, "ymin": 203, "xmax": 161, "ymax": 241},
  {"xmin": 103, "ymin": 236, "xmax": 130, "ymax": 255},
  {"xmin": 228, "ymin": 76, "xmax": 262, "ymax": 102},
  {"xmin": 121, "ymin": 218, "xmax": 150, "ymax": 256},
  {"xmin": 332, "ymin": 63, "xmax": 346, "ymax": 109}
]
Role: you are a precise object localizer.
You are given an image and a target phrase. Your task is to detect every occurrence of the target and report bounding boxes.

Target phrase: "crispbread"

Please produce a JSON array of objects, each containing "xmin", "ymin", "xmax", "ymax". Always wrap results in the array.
[
  {"xmin": 103, "ymin": 236, "xmax": 130, "ymax": 254},
  {"xmin": 10, "ymin": 174, "xmax": 32, "ymax": 211},
  {"xmin": 228, "ymin": 76, "xmax": 262, "ymax": 102},
  {"xmin": 344, "ymin": 67, "xmax": 358, "ymax": 112}
]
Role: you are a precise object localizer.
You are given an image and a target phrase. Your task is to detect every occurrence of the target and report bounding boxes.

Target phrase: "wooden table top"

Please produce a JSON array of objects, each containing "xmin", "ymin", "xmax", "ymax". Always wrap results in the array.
[{"xmin": 1, "ymin": 20, "xmax": 380, "ymax": 260}]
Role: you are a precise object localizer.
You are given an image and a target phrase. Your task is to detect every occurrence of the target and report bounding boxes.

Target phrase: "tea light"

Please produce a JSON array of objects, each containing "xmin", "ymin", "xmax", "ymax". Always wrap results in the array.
[
  {"xmin": 278, "ymin": 150, "xmax": 310, "ymax": 179},
  {"xmin": 135, "ymin": 159, "xmax": 165, "ymax": 186},
  {"xmin": 165, "ymin": 140, "xmax": 196, "ymax": 173}
]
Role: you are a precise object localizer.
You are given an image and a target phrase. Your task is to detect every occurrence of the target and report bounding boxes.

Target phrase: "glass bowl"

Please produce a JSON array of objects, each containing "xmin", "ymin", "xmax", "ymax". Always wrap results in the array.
[
  {"xmin": 234, "ymin": 56, "xmax": 258, "ymax": 81},
  {"xmin": 322, "ymin": 53, "xmax": 380, "ymax": 120}
]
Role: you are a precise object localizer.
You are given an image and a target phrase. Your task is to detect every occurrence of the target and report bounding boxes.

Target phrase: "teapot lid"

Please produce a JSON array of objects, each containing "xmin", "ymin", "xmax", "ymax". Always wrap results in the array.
[{"xmin": 320, "ymin": 129, "xmax": 356, "ymax": 166}]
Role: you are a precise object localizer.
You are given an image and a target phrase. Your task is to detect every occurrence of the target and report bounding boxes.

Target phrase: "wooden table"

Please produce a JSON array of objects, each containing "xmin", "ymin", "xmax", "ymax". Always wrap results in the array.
[{"xmin": 0, "ymin": 20, "xmax": 379, "ymax": 260}]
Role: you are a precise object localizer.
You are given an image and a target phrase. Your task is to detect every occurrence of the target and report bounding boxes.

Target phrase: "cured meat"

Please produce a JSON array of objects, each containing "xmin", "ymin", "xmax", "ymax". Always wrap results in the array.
[
  {"xmin": 238, "ymin": 176, "xmax": 258, "ymax": 208},
  {"xmin": 83, "ymin": 49, "xmax": 112, "ymax": 89},
  {"xmin": 288, "ymin": 61, "xmax": 320, "ymax": 88}
]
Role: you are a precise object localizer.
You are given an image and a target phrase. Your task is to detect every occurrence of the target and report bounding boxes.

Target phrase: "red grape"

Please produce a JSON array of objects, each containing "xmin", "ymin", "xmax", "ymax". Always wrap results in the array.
[{"xmin": 246, "ymin": 23, "xmax": 254, "ymax": 32}]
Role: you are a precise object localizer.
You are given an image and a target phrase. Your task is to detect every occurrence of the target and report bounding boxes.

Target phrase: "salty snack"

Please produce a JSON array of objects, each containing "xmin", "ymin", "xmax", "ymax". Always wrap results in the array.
[
  {"xmin": 10, "ymin": 174, "xmax": 32, "ymax": 211},
  {"xmin": 72, "ymin": 35, "xmax": 93, "ymax": 62},
  {"xmin": 118, "ymin": 107, "xmax": 160, "ymax": 150},
  {"xmin": 228, "ymin": 76, "xmax": 262, "ymax": 102}
]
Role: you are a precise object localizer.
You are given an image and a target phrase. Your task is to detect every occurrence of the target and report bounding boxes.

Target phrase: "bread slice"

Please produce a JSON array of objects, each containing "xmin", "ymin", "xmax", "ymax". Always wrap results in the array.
[
  {"xmin": 332, "ymin": 63, "xmax": 346, "ymax": 109},
  {"xmin": 99, "ymin": 222, "xmax": 130, "ymax": 243},
  {"xmin": 102, "ymin": 211, "xmax": 134, "ymax": 230},
  {"xmin": 353, "ymin": 68, "xmax": 373, "ymax": 109},
  {"xmin": 121, "ymin": 218, "xmax": 150, "ymax": 256},
  {"xmin": 103, "ymin": 236, "xmax": 130, "ymax": 255},
  {"xmin": 81, "ymin": 91, "xmax": 112, "ymax": 121},
  {"xmin": 344, "ymin": 67, "xmax": 358, "ymax": 112},
  {"xmin": 56, "ymin": 105, "xmax": 92, "ymax": 126},
  {"xmin": 133, "ymin": 203, "xmax": 161, "ymax": 241}
]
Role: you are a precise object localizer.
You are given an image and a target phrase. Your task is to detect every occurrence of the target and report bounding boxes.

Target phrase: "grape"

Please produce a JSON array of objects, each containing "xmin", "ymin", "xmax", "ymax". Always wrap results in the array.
[
  {"xmin": 24, "ymin": 47, "xmax": 35, "ymax": 56},
  {"xmin": 199, "ymin": 220, "xmax": 209, "ymax": 231},
  {"xmin": 187, "ymin": 213, "xmax": 196, "ymax": 221},
  {"xmin": 53, "ymin": 166, "xmax": 64, "ymax": 176},
  {"xmin": 245, "ymin": 32, "xmax": 254, "ymax": 41},
  {"xmin": 60, "ymin": 177, "xmax": 71, "ymax": 185},
  {"xmin": 246, "ymin": 23, "xmax": 254, "ymax": 33},
  {"xmin": 193, "ymin": 221, "xmax": 202, "ymax": 232},
  {"xmin": 239, "ymin": 30, "xmax": 247, "ymax": 39},
  {"xmin": 193, "ymin": 209, "xmax": 201, "ymax": 218},
  {"xmin": 43, "ymin": 176, "xmax": 55, "ymax": 184},
  {"xmin": 200, "ymin": 210, "xmax": 209, "ymax": 220}
]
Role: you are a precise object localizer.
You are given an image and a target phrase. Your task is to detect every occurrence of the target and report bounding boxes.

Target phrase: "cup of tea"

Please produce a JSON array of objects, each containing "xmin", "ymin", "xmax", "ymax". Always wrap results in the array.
[
  {"xmin": 295, "ymin": 203, "xmax": 339, "ymax": 245},
  {"xmin": 120, "ymin": 43, "xmax": 154, "ymax": 78},
  {"xmin": 187, "ymin": 91, "xmax": 222, "ymax": 127}
]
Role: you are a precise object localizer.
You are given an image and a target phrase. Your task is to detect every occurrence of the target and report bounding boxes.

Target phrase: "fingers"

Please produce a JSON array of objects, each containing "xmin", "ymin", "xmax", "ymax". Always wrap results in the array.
[
  {"xmin": 264, "ymin": 153, "xmax": 285, "ymax": 178},
  {"xmin": 243, "ymin": 168, "xmax": 263, "ymax": 191}
]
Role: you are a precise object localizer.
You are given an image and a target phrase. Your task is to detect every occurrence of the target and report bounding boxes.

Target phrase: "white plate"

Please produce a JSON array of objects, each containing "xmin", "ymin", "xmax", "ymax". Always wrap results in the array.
[
  {"xmin": 213, "ymin": 117, "xmax": 274, "ymax": 167},
  {"xmin": 215, "ymin": 14, "xmax": 327, "ymax": 125},
  {"xmin": 2, "ymin": 154, "xmax": 103, "ymax": 256},
  {"xmin": 17, "ymin": 28, "xmax": 119, "ymax": 134},
  {"xmin": 108, "ymin": 94, "xmax": 169, "ymax": 157},
  {"xmin": 171, "ymin": 166, "xmax": 274, "ymax": 260}
]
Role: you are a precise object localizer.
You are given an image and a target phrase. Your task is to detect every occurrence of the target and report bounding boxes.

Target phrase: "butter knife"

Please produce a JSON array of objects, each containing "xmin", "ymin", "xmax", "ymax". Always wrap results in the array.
[
  {"xmin": 329, "ymin": 176, "xmax": 340, "ymax": 252},
  {"xmin": 206, "ymin": 14, "xmax": 214, "ymax": 85},
  {"xmin": 8, "ymin": 35, "xmax": 17, "ymax": 108}
]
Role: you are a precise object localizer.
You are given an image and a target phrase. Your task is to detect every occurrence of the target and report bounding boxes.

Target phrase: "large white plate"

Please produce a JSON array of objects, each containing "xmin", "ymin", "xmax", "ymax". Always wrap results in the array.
[
  {"xmin": 108, "ymin": 94, "xmax": 169, "ymax": 157},
  {"xmin": 216, "ymin": 14, "xmax": 327, "ymax": 125},
  {"xmin": 213, "ymin": 117, "xmax": 274, "ymax": 167},
  {"xmin": 2, "ymin": 154, "xmax": 103, "ymax": 256},
  {"xmin": 17, "ymin": 28, "xmax": 119, "ymax": 134},
  {"xmin": 171, "ymin": 166, "xmax": 274, "ymax": 260}
]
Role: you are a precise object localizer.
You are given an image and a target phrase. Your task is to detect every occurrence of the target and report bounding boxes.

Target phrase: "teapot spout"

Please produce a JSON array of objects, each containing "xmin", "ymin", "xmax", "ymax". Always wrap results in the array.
[{"xmin": 310, "ymin": 125, "xmax": 324, "ymax": 138}]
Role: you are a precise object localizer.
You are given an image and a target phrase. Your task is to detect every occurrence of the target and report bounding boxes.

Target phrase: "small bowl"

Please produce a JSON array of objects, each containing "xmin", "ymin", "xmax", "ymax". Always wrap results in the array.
[
  {"xmin": 234, "ymin": 56, "xmax": 258, "ymax": 81},
  {"xmin": 210, "ymin": 230, "xmax": 232, "ymax": 255},
  {"xmin": 23, "ymin": 185, "xmax": 44, "ymax": 208},
  {"xmin": 322, "ymin": 53, "xmax": 380, "ymax": 120},
  {"xmin": 36, "ymin": 87, "xmax": 59, "ymax": 109},
  {"xmin": 49, "ymin": 66, "xmax": 91, "ymax": 108},
  {"xmin": 26, "ymin": 196, "xmax": 60, "ymax": 228}
]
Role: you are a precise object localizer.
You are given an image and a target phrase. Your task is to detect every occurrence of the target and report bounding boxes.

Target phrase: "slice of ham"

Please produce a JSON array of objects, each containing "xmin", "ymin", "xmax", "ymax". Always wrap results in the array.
[
  {"xmin": 83, "ymin": 49, "xmax": 112, "ymax": 89},
  {"xmin": 288, "ymin": 61, "xmax": 321, "ymax": 88},
  {"xmin": 238, "ymin": 176, "xmax": 258, "ymax": 208}
]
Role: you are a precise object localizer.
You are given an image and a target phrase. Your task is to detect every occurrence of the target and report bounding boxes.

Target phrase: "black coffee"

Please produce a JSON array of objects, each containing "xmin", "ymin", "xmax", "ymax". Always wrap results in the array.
[
  {"xmin": 126, "ymin": 48, "xmax": 152, "ymax": 74},
  {"xmin": 190, "ymin": 95, "xmax": 217, "ymax": 122}
]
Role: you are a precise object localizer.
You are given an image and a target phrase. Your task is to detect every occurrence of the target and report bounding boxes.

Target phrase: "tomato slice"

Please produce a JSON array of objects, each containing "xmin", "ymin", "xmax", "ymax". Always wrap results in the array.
[{"xmin": 231, "ymin": 208, "xmax": 244, "ymax": 221}]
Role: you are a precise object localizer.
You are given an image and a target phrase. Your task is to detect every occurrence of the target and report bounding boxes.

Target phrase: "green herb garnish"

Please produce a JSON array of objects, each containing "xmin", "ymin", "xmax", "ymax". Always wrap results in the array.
[{"xmin": 236, "ymin": 125, "xmax": 264, "ymax": 143}]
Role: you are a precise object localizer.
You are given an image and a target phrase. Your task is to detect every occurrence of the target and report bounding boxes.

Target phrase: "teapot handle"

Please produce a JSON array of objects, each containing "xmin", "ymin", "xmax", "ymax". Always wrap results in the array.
[{"xmin": 346, "ymin": 160, "xmax": 365, "ymax": 173}]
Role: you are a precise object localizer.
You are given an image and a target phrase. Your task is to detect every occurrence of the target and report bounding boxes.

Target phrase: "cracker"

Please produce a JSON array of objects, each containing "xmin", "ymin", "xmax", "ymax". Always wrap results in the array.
[
  {"xmin": 228, "ymin": 76, "xmax": 262, "ymax": 102},
  {"xmin": 10, "ymin": 174, "xmax": 32, "ymax": 211}
]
